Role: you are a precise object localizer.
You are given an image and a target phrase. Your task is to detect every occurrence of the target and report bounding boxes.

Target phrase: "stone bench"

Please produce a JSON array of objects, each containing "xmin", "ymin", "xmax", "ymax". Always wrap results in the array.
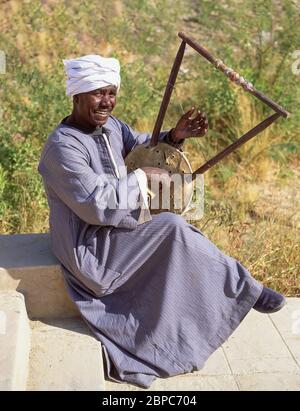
[{"xmin": 0, "ymin": 233, "xmax": 77, "ymax": 319}]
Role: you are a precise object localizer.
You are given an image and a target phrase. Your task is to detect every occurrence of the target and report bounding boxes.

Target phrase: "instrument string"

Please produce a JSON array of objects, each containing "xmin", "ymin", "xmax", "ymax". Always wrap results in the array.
[
  {"xmin": 173, "ymin": 84, "xmax": 185, "ymax": 115},
  {"xmin": 174, "ymin": 83, "xmax": 208, "ymax": 164}
]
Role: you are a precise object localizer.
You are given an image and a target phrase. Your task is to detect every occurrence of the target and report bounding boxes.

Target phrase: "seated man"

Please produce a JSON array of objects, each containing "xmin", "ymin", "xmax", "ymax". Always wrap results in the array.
[{"xmin": 38, "ymin": 54, "xmax": 286, "ymax": 388}]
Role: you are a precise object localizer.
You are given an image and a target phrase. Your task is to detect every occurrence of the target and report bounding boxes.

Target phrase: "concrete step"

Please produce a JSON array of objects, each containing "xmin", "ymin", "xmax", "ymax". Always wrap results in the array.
[
  {"xmin": 0, "ymin": 234, "xmax": 77, "ymax": 319},
  {"xmin": 0, "ymin": 291, "xmax": 31, "ymax": 390},
  {"xmin": 26, "ymin": 317, "xmax": 105, "ymax": 391},
  {"xmin": 0, "ymin": 234, "xmax": 104, "ymax": 391}
]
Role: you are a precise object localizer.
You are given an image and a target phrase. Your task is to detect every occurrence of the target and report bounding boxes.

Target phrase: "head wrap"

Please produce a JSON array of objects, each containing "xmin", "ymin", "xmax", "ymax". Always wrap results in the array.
[{"xmin": 63, "ymin": 55, "xmax": 121, "ymax": 97}]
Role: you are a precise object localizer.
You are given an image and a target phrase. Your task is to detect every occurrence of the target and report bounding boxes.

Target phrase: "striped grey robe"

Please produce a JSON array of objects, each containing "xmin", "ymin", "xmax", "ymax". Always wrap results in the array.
[{"xmin": 38, "ymin": 115, "xmax": 262, "ymax": 388}]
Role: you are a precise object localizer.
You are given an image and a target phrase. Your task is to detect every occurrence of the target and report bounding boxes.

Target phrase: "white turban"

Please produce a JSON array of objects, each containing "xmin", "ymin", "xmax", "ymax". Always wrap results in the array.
[{"xmin": 63, "ymin": 55, "xmax": 121, "ymax": 97}]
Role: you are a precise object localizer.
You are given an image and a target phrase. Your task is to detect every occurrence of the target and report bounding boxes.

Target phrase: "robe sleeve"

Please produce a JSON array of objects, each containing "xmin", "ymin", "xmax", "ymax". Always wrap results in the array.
[{"xmin": 38, "ymin": 142, "xmax": 143, "ymax": 229}]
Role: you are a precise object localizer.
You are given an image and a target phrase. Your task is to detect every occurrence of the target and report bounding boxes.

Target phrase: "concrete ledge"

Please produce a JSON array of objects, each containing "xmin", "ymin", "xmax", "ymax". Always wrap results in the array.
[
  {"xmin": 27, "ymin": 318, "xmax": 105, "ymax": 391},
  {"xmin": 0, "ymin": 291, "xmax": 31, "ymax": 390},
  {"xmin": 0, "ymin": 234, "xmax": 77, "ymax": 319}
]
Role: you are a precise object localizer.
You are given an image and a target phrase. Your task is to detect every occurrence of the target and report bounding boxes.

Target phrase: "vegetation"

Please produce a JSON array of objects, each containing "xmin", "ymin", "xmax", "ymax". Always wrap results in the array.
[{"xmin": 0, "ymin": 0, "xmax": 299, "ymax": 295}]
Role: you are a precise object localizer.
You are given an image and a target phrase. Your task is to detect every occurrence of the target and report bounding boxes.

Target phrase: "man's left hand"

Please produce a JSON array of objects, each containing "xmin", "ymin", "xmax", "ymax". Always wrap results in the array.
[{"xmin": 171, "ymin": 108, "xmax": 209, "ymax": 142}]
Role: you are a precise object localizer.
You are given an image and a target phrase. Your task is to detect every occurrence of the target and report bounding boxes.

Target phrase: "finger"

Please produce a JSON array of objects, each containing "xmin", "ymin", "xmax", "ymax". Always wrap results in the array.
[
  {"xmin": 183, "ymin": 107, "xmax": 196, "ymax": 119},
  {"xmin": 187, "ymin": 115, "xmax": 205, "ymax": 129},
  {"xmin": 194, "ymin": 112, "xmax": 209, "ymax": 127},
  {"xmin": 194, "ymin": 110, "xmax": 207, "ymax": 121},
  {"xmin": 190, "ymin": 124, "xmax": 209, "ymax": 136},
  {"xmin": 189, "ymin": 117, "xmax": 206, "ymax": 130},
  {"xmin": 191, "ymin": 115, "xmax": 206, "ymax": 125},
  {"xmin": 186, "ymin": 109, "xmax": 204, "ymax": 123}
]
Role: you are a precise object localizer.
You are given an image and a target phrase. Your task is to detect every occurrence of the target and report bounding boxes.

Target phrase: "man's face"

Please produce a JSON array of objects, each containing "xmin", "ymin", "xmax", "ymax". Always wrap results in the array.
[{"xmin": 75, "ymin": 85, "xmax": 117, "ymax": 128}]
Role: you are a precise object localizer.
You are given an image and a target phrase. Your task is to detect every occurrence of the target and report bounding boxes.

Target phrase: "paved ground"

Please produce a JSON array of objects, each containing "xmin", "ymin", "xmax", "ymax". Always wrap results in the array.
[{"xmin": 105, "ymin": 298, "xmax": 300, "ymax": 391}]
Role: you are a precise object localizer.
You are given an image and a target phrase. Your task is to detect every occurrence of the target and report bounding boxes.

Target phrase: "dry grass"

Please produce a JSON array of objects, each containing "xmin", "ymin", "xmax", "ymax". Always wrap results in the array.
[
  {"xmin": 196, "ymin": 211, "xmax": 299, "ymax": 297},
  {"xmin": 185, "ymin": 91, "xmax": 300, "ymax": 297}
]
